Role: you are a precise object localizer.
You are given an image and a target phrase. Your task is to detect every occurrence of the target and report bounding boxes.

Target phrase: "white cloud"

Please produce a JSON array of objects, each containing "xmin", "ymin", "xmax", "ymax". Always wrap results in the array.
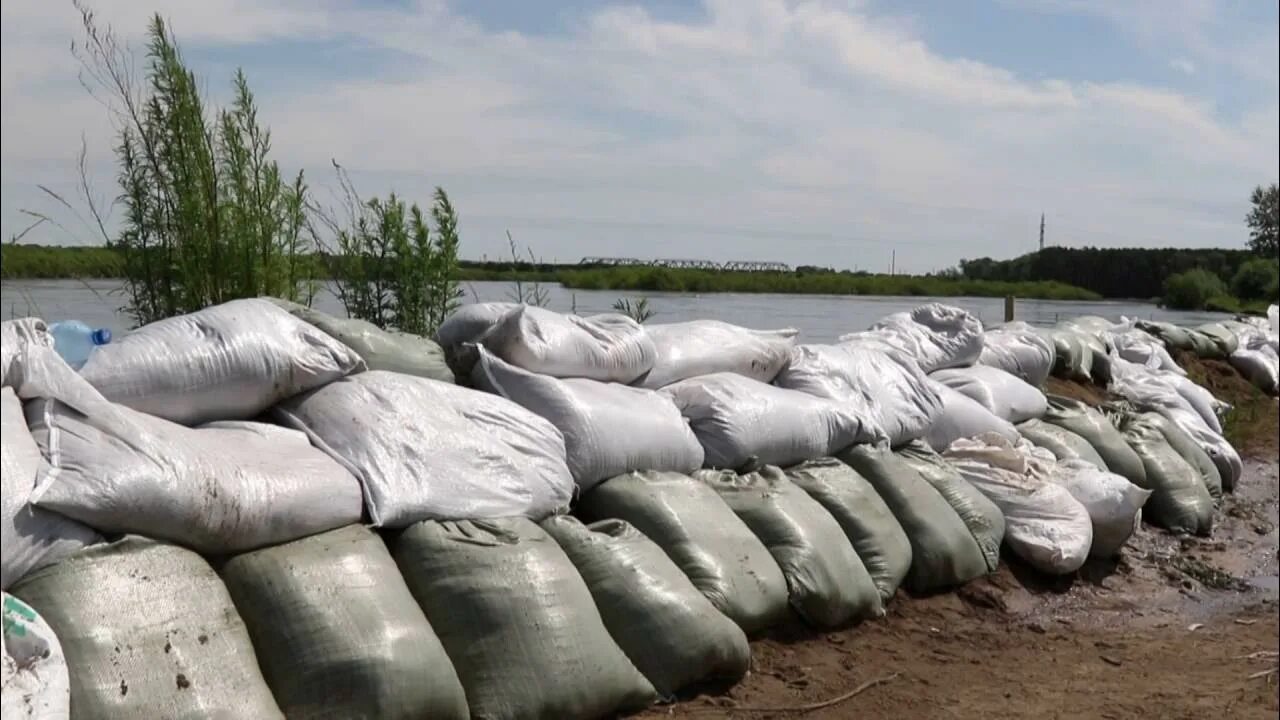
[
  {"xmin": 1, "ymin": 0, "xmax": 1276, "ymax": 273},
  {"xmin": 1170, "ymin": 58, "xmax": 1197, "ymax": 75}
]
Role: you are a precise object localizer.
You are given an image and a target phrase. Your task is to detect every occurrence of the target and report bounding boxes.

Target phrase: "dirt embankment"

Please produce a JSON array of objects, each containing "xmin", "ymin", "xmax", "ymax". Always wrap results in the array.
[{"xmin": 642, "ymin": 357, "xmax": 1280, "ymax": 719}]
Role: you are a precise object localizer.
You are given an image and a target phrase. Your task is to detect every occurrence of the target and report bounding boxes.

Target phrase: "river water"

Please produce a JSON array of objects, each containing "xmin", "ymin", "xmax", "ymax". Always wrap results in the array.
[{"xmin": 1, "ymin": 279, "xmax": 1232, "ymax": 344}]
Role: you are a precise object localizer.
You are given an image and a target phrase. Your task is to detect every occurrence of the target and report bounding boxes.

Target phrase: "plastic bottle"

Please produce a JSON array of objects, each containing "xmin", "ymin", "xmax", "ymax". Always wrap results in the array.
[{"xmin": 48, "ymin": 320, "xmax": 112, "ymax": 370}]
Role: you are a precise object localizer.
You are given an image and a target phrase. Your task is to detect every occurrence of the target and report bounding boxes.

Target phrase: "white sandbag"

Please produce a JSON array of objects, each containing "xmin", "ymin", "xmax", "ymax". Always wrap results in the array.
[
  {"xmin": 1109, "ymin": 358, "xmax": 1224, "ymax": 434},
  {"xmin": 773, "ymin": 343, "xmax": 941, "ymax": 447},
  {"xmin": 436, "ymin": 302, "xmax": 519, "ymax": 353},
  {"xmin": 663, "ymin": 373, "xmax": 875, "ymax": 470},
  {"xmin": 1270, "ymin": 304, "xmax": 1278, "ymax": 336},
  {"xmin": 1, "ymin": 320, "xmax": 104, "ymax": 413},
  {"xmin": 637, "ymin": 320, "xmax": 797, "ymax": 389},
  {"xmin": 1109, "ymin": 329, "xmax": 1184, "ymax": 375},
  {"xmin": 79, "ymin": 298, "xmax": 365, "ymax": 425},
  {"xmin": 25, "ymin": 397, "xmax": 363, "ymax": 555},
  {"xmin": 1062, "ymin": 316, "xmax": 1119, "ymax": 336},
  {"xmin": 858, "ymin": 303, "xmax": 984, "ymax": 373},
  {"xmin": 944, "ymin": 434, "xmax": 1093, "ymax": 574},
  {"xmin": 472, "ymin": 347, "xmax": 703, "ymax": 490},
  {"xmin": 1050, "ymin": 460, "xmax": 1150, "ymax": 559},
  {"xmin": 274, "ymin": 371, "xmax": 573, "ymax": 527},
  {"xmin": 1230, "ymin": 347, "xmax": 1279, "ymax": 395},
  {"xmin": 2, "ymin": 593, "xmax": 69, "ymax": 720},
  {"xmin": 1, "ymin": 389, "xmax": 98, "ymax": 591},
  {"xmin": 1039, "ymin": 327, "xmax": 1096, "ymax": 382},
  {"xmin": 977, "ymin": 321, "xmax": 1056, "ymax": 386},
  {"xmin": 478, "ymin": 306, "xmax": 656, "ymax": 383},
  {"xmin": 1, "ymin": 319, "xmax": 54, "ymax": 389},
  {"xmin": 924, "ymin": 381, "xmax": 1019, "ymax": 453},
  {"xmin": 930, "ymin": 365, "xmax": 1048, "ymax": 424}
]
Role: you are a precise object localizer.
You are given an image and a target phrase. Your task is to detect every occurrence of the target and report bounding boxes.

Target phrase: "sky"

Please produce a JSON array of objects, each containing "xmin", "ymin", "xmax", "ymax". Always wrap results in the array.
[{"xmin": 1, "ymin": 0, "xmax": 1277, "ymax": 274}]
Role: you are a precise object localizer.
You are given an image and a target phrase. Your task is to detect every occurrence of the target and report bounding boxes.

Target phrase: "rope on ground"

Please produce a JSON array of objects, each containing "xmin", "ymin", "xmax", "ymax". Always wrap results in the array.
[{"xmin": 686, "ymin": 672, "xmax": 900, "ymax": 714}]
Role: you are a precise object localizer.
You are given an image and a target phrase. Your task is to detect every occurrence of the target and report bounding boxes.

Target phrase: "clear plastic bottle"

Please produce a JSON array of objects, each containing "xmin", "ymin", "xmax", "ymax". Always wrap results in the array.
[{"xmin": 48, "ymin": 320, "xmax": 112, "ymax": 370}]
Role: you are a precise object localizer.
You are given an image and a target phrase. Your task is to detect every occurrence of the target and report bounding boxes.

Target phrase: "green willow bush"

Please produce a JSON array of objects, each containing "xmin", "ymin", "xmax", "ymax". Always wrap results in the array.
[
  {"xmin": 1163, "ymin": 269, "xmax": 1228, "ymax": 310},
  {"xmin": 75, "ymin": 7, "xmax": 314, "ymax": 326}
]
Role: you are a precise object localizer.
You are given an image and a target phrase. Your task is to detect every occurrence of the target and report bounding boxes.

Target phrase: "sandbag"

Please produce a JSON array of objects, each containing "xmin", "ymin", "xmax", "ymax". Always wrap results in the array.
[
  {"xmin": 2, "ymin": 593, "xmax": 69, "ymax": 720},
  {"xmin": 977, "ymin": 321, "xmax": 1055, "ymax": 386},
  {"xmin": 26, "ymin": 398, "xmax": 363, "ymax": 554},
  {"xmin": 1, "ymin": 319, "xmax": 54, "ymax": 389},
  {"xmin": 1, "ymin": 321, "xmax": 104, "ymax": 412},
  {"xmin": 1050, "ymin": 460, "xmax": 1150, "ymax": 559},
  {"xmin": 478, "ymin": 306, "xmax": 655, "ymax": 383},
  {"xmin": 220, "ymin": 524, "xmax": 468, "ymax": 720},
  {"xmin": 1185, "ymin": 329, "xmax": 1226, "ymax": 359},
  {"xmin": 784, "ymin": 458, "xmax": 912, "ymax": 603},
  {"xmin": 1161, "ymin": 406, "xmax": 1242, "ymax": 492},
  {"xmin": 1116, "ymin": 413, "xmax": 1213, "ymax": 535},
  {"xmin": 1017, "ymin": 418, "xmax": 1109, "ymax": 471},
  {"xmin": 944, "ymin": 436, "xmax": 1093, "ymax": 575},
  {"xmin": 393, "ymin": 518, "xmax": 657, "ymax": 720},
  {"xmin": 930, "ymin": 365, "xmax": 1048, "ymax": 424},
  {"xmin": 1133, "ymin": 320, "xmax": 1194, "ymax": 351},
  {"xmin": 862, "ymin": 303, "xmax": 984, "ymax": 373},
  {"xmin": 1040, "ymin": 328, "xmax": 1095, "ymax": 382},
  {"xmin": 1129, "ymin": 411, "xmax": 1222, "ymax": 501},
  {"xmin": 838, "ymin": 445, "xmax": 990, "ymax": 593},
  {"xmin": 773, "ymin": 343, "xmax": 942, "ymax": 447},
  {"xmin": 694, "ymin": 467, "xmax": 882, "ymax": 629},
  {"xmin": 1109, "ymin": 359, "xmax": 1225, "ymax": 434},
  {"xmin": 637, "ymin": 320, "xmax": 797, "ymax": 389},
  {"xmin": 897, "ymin": 442, "xmax": 1005, "ymax": 573},
  {"xmin": 274, "ymin": 371, "xmax": 573, "ymax": 528},
  {"xmin": 576, "ymin": 471, "xmax": 788, "ymax": 634},
  {"xmin": 11, "ymin": 537, "xmax": 283, "ymax": 719},
  {"xmin": 268, "ymin": 297, "xmax": 453, "ymax": 383},
  {"xmin": 663, "ymin": 372, "xmax": 874, "ymax": 470},
  {"xmin": 472, "ymin": 347, "xmax": 702, "ymax": 490},
  {"xmin": 541, "ymin": 516, "xmax": 750, "ymax": 697},
  {"xmin": 925, "ymin": 381, "xmax": 1020, "ymax": 452},
  {"xmin": 1230, "ymin": 347, "xmax": 1279, "ymax": 394},
  {"xmin": 1108, "ymin": 329, "xmax": 1184, "ymax": 375},
  {"xmin": 1041, "ymin": 396, "xmax": 1147, "ymax": 486},
  {"xmin": 79, "ymin": 298, "xmax": 365, "ymax": 425},
  {"xmin": 1, "ymin": 388, "xmax": 98, "ymax": 591},
  {"xmin": 435, "ymin": 302, "xmax": 520, "ymax": 375},
  {"xmin": 1195, "ymin": 323, "xmax": 1239, "ymax": 357}
]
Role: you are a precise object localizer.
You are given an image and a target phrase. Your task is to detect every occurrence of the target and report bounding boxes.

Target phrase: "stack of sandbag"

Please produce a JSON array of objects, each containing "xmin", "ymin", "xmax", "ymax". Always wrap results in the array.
[
  {"xmin": 774, "ymin": 343, "xmax": 942, "ymax": 447},
  {"xmin": 1038, "ymin": 326, "xmax": 1097, "ymax": 382},
  {"xmin": 1230, "ymin": 340, "xmax": 1279, "ymax": 395},
  {"xmin": 839, "ymin": 445, "xmax": 993, "ymax": 593},
  {"xmin": 392, "ymin": 518, "xmax": 658, "ymax": 719},
  {"xmin": 694, "ymin": 467, "xmax": 882, "ymax": 628},
  {"xmin": 943, "ymin": 435, "xmax": 1094, "ymax": 575},
  {"xmin": 471, "ymin": 347, "xmax": 703, "ymax": 491},
  {"xmin": 977, "ymin": 321, "xmax": 1055, "ymax": 386},
  {"xmin": 1040, "ymin": 396, "xmax": 1148, "ymax": 486},
  {"xmin": 848, "ymin": 303, "xmax": 984, "ymax": 373},
  {"xmin": 1, "ymin": 387, "xmax": 99, "ymax": 590},
  {"xmin": 1105, "ymin": 406, "xmax": 1223, "ymax": 500},
  {"xmin": 1107, "ymin": 326, "xmax": 1184, "ymax": 375},
  {"xmin": 434, "ymin": 302, "xmax": 519, "ymax": 374},
  {"xmin": 663, "ymin": 372, "xmax": 875, "ymax": 470},
  {"xmin": 78, "ymin": 298, "xmax": 366, "ymax": 425},
  {"xmin": 784, "ymin": 458, "xmax": 912, "ymax": 604},
  {"xmin": 896, "ymin": 442, "xmax": 1006, "ymax": 574},
  {"xmin": 1133, "ymin": 320, "xmax": 1226, "ymax": 359},
  {"xmin": 1056, "ymin": 320, "xmax": 1113, "ymax": 383},
  {"xmin": 924, "ymin": 380, "xmax": 1020, "ymax": 452},
  {"xmin": 1111, "ymin": 411, "xmax": 1214, "ymax": 535},
  {"xmin": 930, "ymin": 365, "xmax": 1048, "ymax": 424},
  {"xmin": 2, "ymin": 593, "xmax": 69, "ymax": 720},
  {"xmin": 274, "ymin": 371, "xmax": 574, "ymax": 527},
  {"xmin": 10, "ymin": 537, "xmax": 283, "ymax": 718},
  {"xmin": 576, "ymin": 471, "xmax": 789, "ymax": 634},
  {"xmin": 1108, "ymin": 357, "xmax": 1226, "ymax": 434},
  {"xmin": 542, "ymin": 516, "xmax": 750, "ymax": 697},
  {"xmin": 267, "ymin": 297, "xmax": 454, "ymax": 383},
  {"xmin": 636, "ymin": 320, "xmax": 797, "ymax": 389},
  {"xmin": 1016, "ymin": 418, "xmax": 1109, "ymax": 471},
  {"xmin": 25, "ymin": 395, "xmax": 364, "ymax": 554},
  {"xmin": 221, "ymin": 525, "xmax": 469, "ymax": 719},
  {"xmin": 1159, "ymin": 406, "xmax": 1242, "ymax": 492},
  {"xmin": 471, "ymin": 306, "xmax": 656, "ymax": 383}
]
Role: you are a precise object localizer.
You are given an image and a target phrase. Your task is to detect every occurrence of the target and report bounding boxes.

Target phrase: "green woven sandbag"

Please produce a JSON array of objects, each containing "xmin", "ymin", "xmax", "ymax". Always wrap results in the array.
[
  {"xmin": 1196, "ymin": 324, "xmax": 1239, "ymax": 357},
  {"xmin": 897, "ymin": 441, "xmax": 1005, "ymax": 574},
  {"xmin": 1041, "ymin": 396, "xmax": 1148, "ymax": 486},
  {"xmin": 694, "ymin": 467, "xmax": 883, "ymax": 629},
  {"xmin": 220, "ymin": 524, "xmax": 468, "ymax": 720},
  {"xmin": 541, "ymin": 515, "xmax": 749, "ymax": 697},
  {"xmin": 1126, "ymin": 412, "xmax": 1222, "ymax": 502},
  {"xmin": 1017, "ymin": 418, "xmax": 1109, "ymax": 471},
  {"xmin": 576, "ymin": 471, "xmax": 789, "ymax": 635},
  {"xmin": 784, "ymin": 458, "xmax": 912, "ymax": 604},
  {"xmin": 393, "ymin": 518, "xmax": 657, "ymax": 720},
  {"xmin": 1115, "ymin": 415, "xmax": 1213, "ymax": 535},
  {"xmin": 11, "ymin": 537, "xmax": 283, "ymax": 720},
  {"xmin": 838, "ymin": 445, "xmax": 989, "ymax": 594}
]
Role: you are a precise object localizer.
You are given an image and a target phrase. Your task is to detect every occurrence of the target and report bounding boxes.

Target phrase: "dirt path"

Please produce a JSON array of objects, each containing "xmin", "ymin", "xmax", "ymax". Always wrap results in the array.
[{"xmin": 639, "ymin": 458, "xmax": 1280, "ymax": 719}]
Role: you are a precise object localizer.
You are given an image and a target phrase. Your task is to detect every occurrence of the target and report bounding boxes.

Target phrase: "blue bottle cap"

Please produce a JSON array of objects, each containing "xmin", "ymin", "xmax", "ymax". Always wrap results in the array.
[{"xmin": 91, "ymin": 328, "xmax": 112, "ymax": 345}]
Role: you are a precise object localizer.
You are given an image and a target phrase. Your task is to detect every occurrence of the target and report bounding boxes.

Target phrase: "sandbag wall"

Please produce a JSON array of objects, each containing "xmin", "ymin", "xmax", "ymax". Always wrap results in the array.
[{"xmin": 2, "ymin": 299, "xmax": 1272, "ymax": 719}]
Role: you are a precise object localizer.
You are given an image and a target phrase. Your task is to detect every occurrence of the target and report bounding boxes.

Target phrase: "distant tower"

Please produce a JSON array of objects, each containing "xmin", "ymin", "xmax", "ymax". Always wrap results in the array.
[{"xmin": 1039, "ymin": 213, "xmax": 1046, "ymax": 251}]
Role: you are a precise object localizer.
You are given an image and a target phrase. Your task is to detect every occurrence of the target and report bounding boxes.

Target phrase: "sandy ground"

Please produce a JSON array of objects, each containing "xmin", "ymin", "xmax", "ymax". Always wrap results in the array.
[{"xmin": 639, "ymin": 375, "xmax": 1280, "ymax": 720}]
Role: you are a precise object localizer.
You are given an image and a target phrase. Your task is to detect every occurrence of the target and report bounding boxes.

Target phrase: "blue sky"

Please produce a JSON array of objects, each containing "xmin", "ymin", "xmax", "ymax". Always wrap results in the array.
[{"xmin": 2, "ymin": 0, "xmax": 1276, "ymax": 273}]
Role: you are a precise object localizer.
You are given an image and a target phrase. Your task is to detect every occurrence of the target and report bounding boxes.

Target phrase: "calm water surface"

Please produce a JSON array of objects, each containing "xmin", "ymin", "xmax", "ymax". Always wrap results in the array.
[{"xmin": 1, "ymin": 279, "xmax": 1234, "ymax": 344}]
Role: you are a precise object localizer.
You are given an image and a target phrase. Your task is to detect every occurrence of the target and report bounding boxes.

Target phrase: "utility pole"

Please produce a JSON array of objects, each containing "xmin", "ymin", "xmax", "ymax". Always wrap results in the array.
[
  {"xmin": 1039, "ymin": 213, "xmax": 1045, "ymax": 251},
  {"xmin": 890, "ymin": 249, "xmax": 896, "ymax": 276}
]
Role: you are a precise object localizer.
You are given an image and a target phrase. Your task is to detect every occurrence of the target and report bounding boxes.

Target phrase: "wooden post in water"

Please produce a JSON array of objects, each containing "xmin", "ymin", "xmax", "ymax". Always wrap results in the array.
[{"xmin": 1004, "ymin": 296, "xmax": 1015, "ymax": 322}]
